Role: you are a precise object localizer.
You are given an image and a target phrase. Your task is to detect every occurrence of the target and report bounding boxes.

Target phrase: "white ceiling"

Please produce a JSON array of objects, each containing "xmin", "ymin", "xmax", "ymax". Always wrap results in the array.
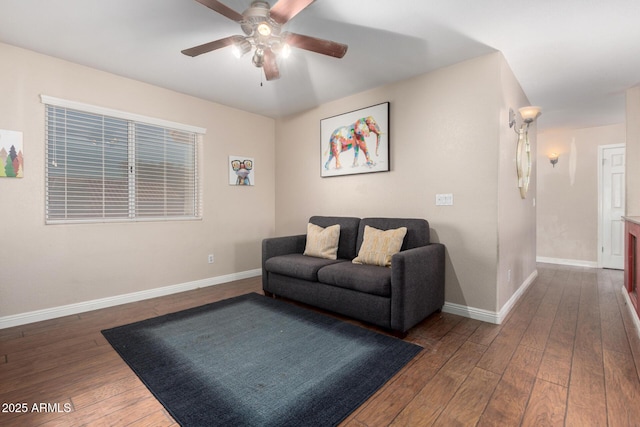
[{"xmin": 1, "ymin": 0, "xmax": 639, "ymax": 131}]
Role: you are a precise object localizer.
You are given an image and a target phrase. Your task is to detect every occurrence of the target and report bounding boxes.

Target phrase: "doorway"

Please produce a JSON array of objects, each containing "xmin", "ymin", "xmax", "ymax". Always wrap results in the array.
[{"xmin": 599, "ymin": 144, "xmax": 625, "ymax": 269}]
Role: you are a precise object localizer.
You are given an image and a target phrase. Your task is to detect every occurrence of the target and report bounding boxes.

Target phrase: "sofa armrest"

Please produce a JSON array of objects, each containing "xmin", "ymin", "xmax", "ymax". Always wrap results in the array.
[
  {"xmin": 390, "ymin": 243, "xmax": 445, "ymax": 332},
  {"xmin": 263, "ymin": 234, "xmax": 307, "ymax": 259},
  {"xmin": 262, "ymin": 234, "xmax": 306, "ymax": 290}
]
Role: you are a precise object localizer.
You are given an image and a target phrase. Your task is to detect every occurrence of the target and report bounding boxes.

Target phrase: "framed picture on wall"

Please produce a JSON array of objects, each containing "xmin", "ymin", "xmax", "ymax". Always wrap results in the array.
[
  {"xmin": 0, "ymin": 129, "xmax": 24, "ymax": 178},
  {"xmin": 229, "ymin": 155, "xmax": 254, "ymax": 186},
  {"xmin": 320, "ymin": 102, "xmax": 390, "ymax": 177}
]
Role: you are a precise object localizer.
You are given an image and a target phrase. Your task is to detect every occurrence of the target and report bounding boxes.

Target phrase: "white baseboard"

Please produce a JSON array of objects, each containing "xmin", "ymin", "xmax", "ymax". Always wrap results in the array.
[
  {"xmin": 442, "ymin": 269, "xmax": 538, "ymax": 325},
  {"xmin": 536, "ymin": 256, "xmax": 598, "ymax": 268},
  {"xmin": 442, "ymin": 302, "xmax": 500, "ymax": 324},
  {"xmin": 0, "ymin": 269, "xmax": 262, "ymax": 329},
  {"xmin": 496, "ymin": 269, "xmax": 538, "ymax": 323}
]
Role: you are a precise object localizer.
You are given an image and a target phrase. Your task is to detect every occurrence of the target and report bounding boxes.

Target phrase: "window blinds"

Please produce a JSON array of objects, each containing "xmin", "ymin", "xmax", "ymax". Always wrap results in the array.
[{"xmin": 44, "ymin": 101, "xmax": 203, "ymax": 223}]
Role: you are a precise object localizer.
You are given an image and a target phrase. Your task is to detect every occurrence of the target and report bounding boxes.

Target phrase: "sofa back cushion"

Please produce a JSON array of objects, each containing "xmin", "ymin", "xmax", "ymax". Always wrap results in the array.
[
  {"xmin": 357, "ymin": 218, "xmax": 430, "ymax": 252},
  {"xmin": 309, "ymin": 216, "xmax": 361, "ymax": 260}
]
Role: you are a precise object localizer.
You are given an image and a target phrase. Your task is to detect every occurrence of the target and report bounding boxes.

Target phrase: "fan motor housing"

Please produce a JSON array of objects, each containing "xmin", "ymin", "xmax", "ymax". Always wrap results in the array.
[{"xmin": 241, "ymin": 1, "xmax": 280, "ymax": 35}]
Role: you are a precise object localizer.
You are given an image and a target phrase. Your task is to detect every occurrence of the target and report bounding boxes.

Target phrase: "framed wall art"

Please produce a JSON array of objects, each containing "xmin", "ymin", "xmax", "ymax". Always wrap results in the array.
[
  {"xmin": 0, "ymin": 129, "xmax": 24, "ymax": 178},
  {"xmin": 320, "ymin": 102, "xmax": 389, "ymax": 177},
  {"xmin": 229, "ymin": 155, "xmax": 254, "ymax": 186}
]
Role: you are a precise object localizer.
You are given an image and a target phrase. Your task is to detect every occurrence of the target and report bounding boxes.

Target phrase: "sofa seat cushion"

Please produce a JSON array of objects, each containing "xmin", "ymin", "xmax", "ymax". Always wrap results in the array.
[
  {"xmin": 317, "ymin": 262, "xmax": 392, "ymax": 297},
  {"xmin": 265, "ymin": 254, "xmax": 348, "ymax": 281}
]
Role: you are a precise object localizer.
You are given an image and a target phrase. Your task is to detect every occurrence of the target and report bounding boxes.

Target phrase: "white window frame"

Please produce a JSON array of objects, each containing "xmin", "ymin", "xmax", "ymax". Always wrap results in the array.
[{"xmin": 41, "ymin": 95, "xmax": 206, "ymax": 224}]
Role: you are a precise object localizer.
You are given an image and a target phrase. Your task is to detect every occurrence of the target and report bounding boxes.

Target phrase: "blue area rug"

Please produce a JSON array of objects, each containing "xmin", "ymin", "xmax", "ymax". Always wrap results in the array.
[{"xmin": 102, "ymin": 293, "xmax": 421, "ymax": 426}]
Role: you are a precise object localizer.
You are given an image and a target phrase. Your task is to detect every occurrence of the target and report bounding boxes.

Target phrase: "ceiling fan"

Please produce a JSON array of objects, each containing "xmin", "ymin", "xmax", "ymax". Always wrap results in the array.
[{"xmin": 182, "ymin": 0, "xmax": 348, "ymax": 81}]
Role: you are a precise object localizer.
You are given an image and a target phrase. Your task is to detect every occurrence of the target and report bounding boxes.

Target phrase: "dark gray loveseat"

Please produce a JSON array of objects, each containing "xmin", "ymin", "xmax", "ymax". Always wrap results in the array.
[{"xmin": 262, "ymin": 216, "xmax": 445, "ymax": 334}]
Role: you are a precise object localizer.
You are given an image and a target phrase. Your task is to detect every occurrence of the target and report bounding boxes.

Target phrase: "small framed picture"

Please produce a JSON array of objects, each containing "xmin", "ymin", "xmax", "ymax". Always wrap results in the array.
[
  {"xmin": 0, "ymin": 129, "xmax": 24, "ymax": 178},
  {"xmin": 320, "ymin": 102, "xmax": 389, "ymax": 177},
  {"xmin": 229, "ymin": 155, "xmax": 254, "ymax": 186}
]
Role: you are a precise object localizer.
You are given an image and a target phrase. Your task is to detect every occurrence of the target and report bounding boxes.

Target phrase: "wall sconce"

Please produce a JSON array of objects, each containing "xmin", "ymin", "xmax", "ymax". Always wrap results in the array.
[
  {"xmin": 509, "ymin": 106, "xmax": 542, "ymax": 198},
  {"xmin": 549, "ymin": 153, "xmax": 559, "ymax": 167}
]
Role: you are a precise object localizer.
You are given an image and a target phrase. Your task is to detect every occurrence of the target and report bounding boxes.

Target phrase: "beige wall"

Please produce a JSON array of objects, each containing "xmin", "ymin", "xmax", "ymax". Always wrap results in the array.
[
  {"xmin": 627, "ymin": 86, "xmax": 640, "ymax": 216},
  {"xmin": 536, "ymin": 123, "xmax": 625, "ymax": 263},
  {"xmin": 497, "ymin": 58, "xmax": 538, "ymax": 309},
  {"xmin": 0, "ymin": 43, "xmax": 537, "ymax": 322},
  {"xmin": 274, "ymin": 52, "xmax": 536, "ymax": 315},
  {"xmin": 0, "ymin": 43, "xmax": 276, "ymax": 318}
]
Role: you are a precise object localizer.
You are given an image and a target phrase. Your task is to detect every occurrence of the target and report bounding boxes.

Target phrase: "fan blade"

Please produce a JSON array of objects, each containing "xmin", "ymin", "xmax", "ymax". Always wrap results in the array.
[
  {"xmin": 182, "ymin": 35, "xmax": 239, "ymax": 57},
  {"xmin": 270, "ymin": 0, "xmax": 315, "ymax": 25},
  {"xmin": 194, "ymin": 0, "xmax": 244, "ymax": 22},
  {"xmin": 285, "ymin": 33, "xmax": 348, "ymax": 58},
  {"xmin": 263, "ymin": 49, "xmax": 280, "ymax": 81}
]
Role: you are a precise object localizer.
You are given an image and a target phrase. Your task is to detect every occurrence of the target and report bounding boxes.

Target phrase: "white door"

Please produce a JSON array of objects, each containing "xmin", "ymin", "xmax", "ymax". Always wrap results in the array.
[{"xmin": 601, "ymin": 145, "xmax": 625, "ymax": 269}]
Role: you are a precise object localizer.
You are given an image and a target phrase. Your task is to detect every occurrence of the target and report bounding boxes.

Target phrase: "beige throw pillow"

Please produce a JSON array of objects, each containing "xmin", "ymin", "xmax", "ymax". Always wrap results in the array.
[
  {"xmin": 352, "ymin": 225, "xmax": 408, "ymax": 267},
  {"xmin": 303, "ymin": 223, "xmax": 341, "ymax": 260}
]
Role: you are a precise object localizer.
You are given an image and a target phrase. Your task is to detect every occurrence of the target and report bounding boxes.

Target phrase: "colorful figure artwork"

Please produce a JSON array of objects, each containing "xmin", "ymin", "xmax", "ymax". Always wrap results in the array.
[
  {"xmin": 229, "ymin": 156, "xmax": 254, "ymax": 186},
  {"xmin": 324, "ymin": 116, "xmax": 382, "ymax": 170},
  {"xmin": 320, "ymin": 102, "xmax": 389, "ymax": 177},
  {"xmin": 0, "ymin": 129, "xmax": 24, "ymax": 178}
]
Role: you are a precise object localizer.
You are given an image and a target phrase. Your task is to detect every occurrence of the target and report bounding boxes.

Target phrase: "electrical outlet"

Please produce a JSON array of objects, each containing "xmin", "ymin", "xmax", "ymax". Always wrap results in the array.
[{"xmin": 208, "ymin": 254, "xmax": 214, "ymax": 264}]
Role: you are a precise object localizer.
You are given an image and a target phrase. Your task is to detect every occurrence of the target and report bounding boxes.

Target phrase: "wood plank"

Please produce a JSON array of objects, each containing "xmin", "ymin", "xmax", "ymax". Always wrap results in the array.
[
  {"xmin": 536, "ymin": 353, "xmax": 572, "ymax": 389},
  {"xmin": 0, "ymin": 358, "xmax": 131, "ymax": 418},
  {"xmin": 37, "ymin": 385, "xmax": 161, "ymax": 427},
  {"xmin": 475, "ymin": 332, "xmax": 519, "ymax": 376},
  {"xmin": 71, "ymin": 375, "xmax": 145, "ymax": 410},
  {"xmin": 3, "ymin": 333, "xmax": 101, "ymax": 366},
  {"xmin": 565, "ymin": 366, "xmax": 607, "ymax": 426},
  {"xmin": 537, "ymin": 279, "xmax": 580, "ymax": 387},
  {"xmin": 389, "ymin": 340, "xmax": 487, "ymax": 426},
  {"xmin": 520, "ymin": 378, "xmax": 567, "ymax": 426},
  {"xmin": 389, "ymin": 369, "xmax": 467, "ymax": 426},
  {"xmin": 351, "ymin": 331, "xmax": 467, "ymax": 426},
  {"xmin": 478, "ymin": 345, "xmax": 544, "ymax": 426},
  {"xmin": 410, "ymin": 311, "xmax": 463, "ymax": 340},
  {"xmin": 1, "ymin": 351, "xmax": 125, "ymax": 391},
  {"xmin": 565, "ymin": 275, "xmax": 607, "ymax": 426},
  {"xmin": 467, "ymin": 321, "xmax": 502, "ymax": 347},
  {"xmin": 449, "ymin": 317, "xmax": 483, "ymax": 338},
  {"xmin": 9, "ymin": 313, "xmax": 81, "ymax": 338},
  {"xmin": 127, "ymin": 410, "xmax": 176, "ymax": 427},
  {"xmin": 603, "ymin": 348, "xmax": 640, "ymax": 425},
  {"xmin": 476, "ymin": 316, "xmax": 529, "ymax": 375},
  {"xmin": 345, "ymin": 354, "xmax": 439, "ymax": 426},
  {"xmin": 0, "ymin": 346, "xmax": 120, "ymax": 394},
  {"xmin": 0, "ymin": 327, "xmax": 23, "ymax": 342},
  {"xmin": 519, "ymin": 282, "xmax": 563, "ymax": 351},
  {"xmin": 432, "ymin": 367, "xmax": 500, "ymax": 426},
  {"xmin": 599, "ymin": 269, "xmax": 634, "ymax": 355}
]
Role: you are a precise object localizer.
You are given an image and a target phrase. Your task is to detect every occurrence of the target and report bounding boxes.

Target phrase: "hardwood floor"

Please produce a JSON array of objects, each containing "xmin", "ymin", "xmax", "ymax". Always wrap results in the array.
[{"xmin": 1, "ymin": 263, "xmax": 639, "ymax": 426}]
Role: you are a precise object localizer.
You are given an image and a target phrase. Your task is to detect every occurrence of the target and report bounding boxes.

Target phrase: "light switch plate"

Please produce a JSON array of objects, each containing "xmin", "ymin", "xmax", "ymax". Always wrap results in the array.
[{"xmin": 435, "ymin": 193, "xmax": 454, "ymax": 206}]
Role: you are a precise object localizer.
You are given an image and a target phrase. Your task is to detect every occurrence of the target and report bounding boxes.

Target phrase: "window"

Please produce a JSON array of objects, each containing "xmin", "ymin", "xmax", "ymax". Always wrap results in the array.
[{"xmin": 42, "ymin": 96, "xmax": 204, "ymax": 223}]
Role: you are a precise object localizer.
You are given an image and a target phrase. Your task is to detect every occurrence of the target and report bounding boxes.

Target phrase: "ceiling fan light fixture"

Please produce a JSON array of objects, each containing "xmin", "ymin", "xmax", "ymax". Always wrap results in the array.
[
  {"xmin": 183, "ymin": 0, "xmax": 349, "ymax": 81},
  {"xmin": 281, "ymin": 43, "xmax": 291, "ymax": 58},
  {"xmin": 257, "ymin": 22, "xmax": 272, "ymax": 36},
  {"xmin": 231, "ymin": 38, "xmax": 252, "ymax": 58}
]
